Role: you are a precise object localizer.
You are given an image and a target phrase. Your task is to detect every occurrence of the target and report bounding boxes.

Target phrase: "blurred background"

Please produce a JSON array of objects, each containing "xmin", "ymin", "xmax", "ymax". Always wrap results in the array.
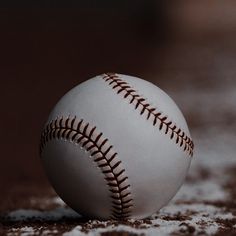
[{"xmin": 1, "ymin": 1, "xmax": 236, "ymax": 211}]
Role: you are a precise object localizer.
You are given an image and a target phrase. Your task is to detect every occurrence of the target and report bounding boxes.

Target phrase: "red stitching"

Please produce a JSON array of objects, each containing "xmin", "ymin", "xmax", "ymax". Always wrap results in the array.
[
  {"xmin": 102, "ymin": 73, "xmax": 194, "ymax": 157},
  {"xmin": 40, "ymin": 116, "xmax": 133, "ymax": 219}
]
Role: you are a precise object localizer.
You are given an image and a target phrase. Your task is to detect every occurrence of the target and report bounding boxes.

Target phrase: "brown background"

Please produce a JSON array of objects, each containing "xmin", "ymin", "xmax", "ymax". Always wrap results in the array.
[
  {"xmin": 1, "ymin": 0, "xmax": 236, "ymax": 210},
  {"xmin": 0, "ymin": 1, "xmax": 167, "ymax": 200}
]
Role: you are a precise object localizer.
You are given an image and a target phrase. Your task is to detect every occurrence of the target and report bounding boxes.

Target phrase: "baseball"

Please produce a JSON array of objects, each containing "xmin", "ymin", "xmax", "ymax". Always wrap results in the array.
[{"xmin": 40, "ymin": 73, "xmax": 194, "ymax": 220}]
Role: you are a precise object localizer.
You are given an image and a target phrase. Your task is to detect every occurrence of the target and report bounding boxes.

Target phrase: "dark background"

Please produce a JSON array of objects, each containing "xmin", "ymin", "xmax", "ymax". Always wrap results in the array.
[
  {"xmin": 1, "ymin": 1, "xmax": 236, "ymax": 210},
  {"xmin": 0, "ymin": 1, "xmax": 166, "ymax": 200}
]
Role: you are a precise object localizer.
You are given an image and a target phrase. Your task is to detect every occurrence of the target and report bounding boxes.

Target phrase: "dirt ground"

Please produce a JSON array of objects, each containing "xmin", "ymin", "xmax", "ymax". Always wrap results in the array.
[{"xmin": 1, "ymin": 2, "xmax": 236, "ymax": 235}]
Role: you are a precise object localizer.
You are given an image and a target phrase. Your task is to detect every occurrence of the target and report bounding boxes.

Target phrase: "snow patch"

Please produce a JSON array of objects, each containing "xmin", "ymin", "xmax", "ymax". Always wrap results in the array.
[
  {"xmin": 63, "ymin": 203, "xmax": 235, "ymax": 236},
  {"xmin": 7, "ymin": 207, "xmax": 80, "ymax": 222}
]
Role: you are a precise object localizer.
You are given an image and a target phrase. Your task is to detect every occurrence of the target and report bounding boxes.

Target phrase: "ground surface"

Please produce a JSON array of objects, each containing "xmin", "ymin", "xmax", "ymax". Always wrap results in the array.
[
  {"xmin": 1, "ymin": 3, "xmax": 236, "ymax": 236},
  {"xmin": 1, "ymin": 40, "xmax": 236, "ymax": 235}
]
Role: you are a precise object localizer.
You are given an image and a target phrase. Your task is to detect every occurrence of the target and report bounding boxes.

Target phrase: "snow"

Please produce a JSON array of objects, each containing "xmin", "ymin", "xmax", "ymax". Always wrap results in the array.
[
  {"xmin": 8, "ymin": 226, "xmax": 35, "ymax": 236},
  {"xmin": 175, "ymin": 180, "xmax": 229, "ymax": 202},
  {"xmin": 8, "ymin": 226, "xmax": 58, "ymax": 236},
  {"xmin": 7, "ymin": 207, "xmax": 80, "ymax": 222},
  {"xmin": 41, "ymin": 229, "xmax": 58, "ymax": 235},
  {"xmin": 63, "ymin": 203, "xmax": 234, "ymax": 236}
]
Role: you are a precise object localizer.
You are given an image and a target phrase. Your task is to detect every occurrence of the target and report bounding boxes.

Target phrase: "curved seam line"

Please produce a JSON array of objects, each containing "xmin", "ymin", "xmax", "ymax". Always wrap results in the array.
[
  {"xmin": 40, "ymin": 116, "xmax": 133, "ymax": 219},
  {"xmin": 102, "ymin": 73, "xmax": 194, "ymax": 157}
]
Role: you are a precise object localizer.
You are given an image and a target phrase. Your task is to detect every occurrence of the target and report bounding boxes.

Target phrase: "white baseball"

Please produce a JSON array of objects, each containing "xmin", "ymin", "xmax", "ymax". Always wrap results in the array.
[{"xmin": 40, "ymin": 73, "xmax": 194, "ymax": 220}]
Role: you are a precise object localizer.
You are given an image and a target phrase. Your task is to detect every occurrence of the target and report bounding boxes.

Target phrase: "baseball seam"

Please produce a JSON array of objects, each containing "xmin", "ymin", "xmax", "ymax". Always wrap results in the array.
[
  {"xmin": 102, "ymin": 73, "xmax": 194, "ymax": 157},
  {"xmin": 40, "ymin": 116, "xmax": 133, "ymax": 219}
]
